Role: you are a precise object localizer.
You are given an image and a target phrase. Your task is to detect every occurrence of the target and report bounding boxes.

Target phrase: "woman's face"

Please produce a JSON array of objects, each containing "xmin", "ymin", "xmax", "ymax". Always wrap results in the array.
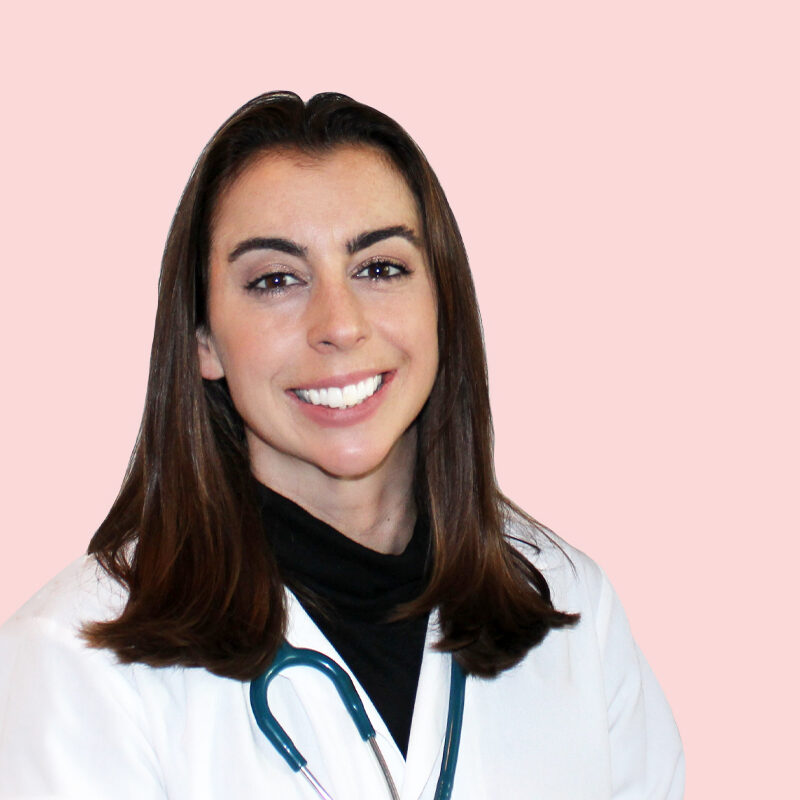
[{"xmin": 199, "ymin": 146, "xmax": 439, "ymax": 485}]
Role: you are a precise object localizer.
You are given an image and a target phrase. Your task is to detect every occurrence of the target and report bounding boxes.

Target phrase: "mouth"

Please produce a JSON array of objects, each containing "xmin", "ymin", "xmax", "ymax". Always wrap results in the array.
[{"xmin": 291, "ymin": 373, "xmax": 386, "ymax": 410}]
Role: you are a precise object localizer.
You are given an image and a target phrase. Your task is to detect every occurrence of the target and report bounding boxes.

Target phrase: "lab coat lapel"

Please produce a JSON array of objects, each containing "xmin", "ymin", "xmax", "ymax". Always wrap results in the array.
[
  {"xmin": 281, "ymin": 592, "xmax": 406, "ymax": 798},
  {"xmin": 401, "ymin": 614, "xmax": 453, "ymax": 800}
]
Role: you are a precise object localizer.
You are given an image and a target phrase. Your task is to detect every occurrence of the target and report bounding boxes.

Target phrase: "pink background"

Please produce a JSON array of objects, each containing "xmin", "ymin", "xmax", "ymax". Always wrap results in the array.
[{"xmin": 1, "ymin": 1, "xmax": 797, "ymax": 796}]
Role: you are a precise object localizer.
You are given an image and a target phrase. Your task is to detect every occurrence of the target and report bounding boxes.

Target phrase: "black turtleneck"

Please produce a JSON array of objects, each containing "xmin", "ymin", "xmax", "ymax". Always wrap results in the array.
[{"xmin": 256, "ymin": 482, "xmax": 431, "ymax": 757}]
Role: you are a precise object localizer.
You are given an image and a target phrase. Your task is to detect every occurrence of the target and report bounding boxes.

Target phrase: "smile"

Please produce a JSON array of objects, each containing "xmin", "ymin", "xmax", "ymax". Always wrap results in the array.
[{"xmin": 292, "ymin": 374, "xmax": 384, "ymax": 409}]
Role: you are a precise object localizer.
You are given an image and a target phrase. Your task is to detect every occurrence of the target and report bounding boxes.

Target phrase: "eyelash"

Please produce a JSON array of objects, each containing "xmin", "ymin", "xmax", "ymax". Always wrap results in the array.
[
  {"xmin": 244, "ymin": 258, "xmax": 410, "ymax": 295},
  {"xmin": 355, "ymin": 257, "xmax": 409, "ymax": 281},
  {"xmin": 245, "ymin": 272, "xmax": 301, "ymax": 295}
]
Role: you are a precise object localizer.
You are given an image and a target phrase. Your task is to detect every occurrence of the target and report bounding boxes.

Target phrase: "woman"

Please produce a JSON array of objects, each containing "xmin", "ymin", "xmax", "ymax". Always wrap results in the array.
[{"xmin": 0, "ymin": 92, "xmax": 684, "ymax": 798}]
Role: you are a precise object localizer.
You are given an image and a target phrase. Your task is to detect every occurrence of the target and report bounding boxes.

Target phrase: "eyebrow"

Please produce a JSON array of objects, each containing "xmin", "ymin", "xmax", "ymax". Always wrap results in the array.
[
  {"xmin": 228, "ymin": 237, "xmax": 307, "ymax": 262},
  {"xmin": 227, "ymin": 225, "xmax": 419, "ymax": 263},
  {"xmin": 346, "ymin": 225, "xmax": 420, "ymax": 254}
]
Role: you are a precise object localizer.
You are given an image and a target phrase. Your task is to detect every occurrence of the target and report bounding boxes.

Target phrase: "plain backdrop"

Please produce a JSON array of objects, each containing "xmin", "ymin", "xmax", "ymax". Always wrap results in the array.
[{"xmin": 1, "ymin": 1, "xmax": 797, "ymax": 797}]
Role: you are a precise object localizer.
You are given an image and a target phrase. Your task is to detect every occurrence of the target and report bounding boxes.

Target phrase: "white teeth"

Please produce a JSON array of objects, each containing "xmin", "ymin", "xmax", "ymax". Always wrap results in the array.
[
  {"xmin": 294, "ymin": 374, "xmax": 384, "ymax": 409},
  {"xmin": 328, "ymin": 387, "xmax": 343, "ymax": 408}
]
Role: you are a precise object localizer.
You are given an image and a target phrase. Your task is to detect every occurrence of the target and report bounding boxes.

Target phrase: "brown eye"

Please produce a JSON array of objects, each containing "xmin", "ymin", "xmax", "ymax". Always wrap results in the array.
[
  {"xmin": 355, "ymin": 260, "xmax": 407, "ymax": 280},
  {"xmin": 246, "ymin": 272, "xmax": 303, "ymax": 293}
]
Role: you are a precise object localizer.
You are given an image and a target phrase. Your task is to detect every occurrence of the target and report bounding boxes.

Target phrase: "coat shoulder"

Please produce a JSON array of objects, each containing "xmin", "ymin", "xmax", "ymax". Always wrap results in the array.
[
  {"xmin": 502, "ymin": 503, "xmax": 606, "ymax": 610},
  {"xmin": 1, "ymin": 555, "xmax": 127, "ymax": 645}
]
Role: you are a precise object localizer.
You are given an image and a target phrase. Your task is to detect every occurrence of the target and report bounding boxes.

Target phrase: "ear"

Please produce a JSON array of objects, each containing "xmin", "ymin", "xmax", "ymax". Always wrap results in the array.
[{"xmin": 196, "ymin": 328, "xmax": 225, "ymax": 380}]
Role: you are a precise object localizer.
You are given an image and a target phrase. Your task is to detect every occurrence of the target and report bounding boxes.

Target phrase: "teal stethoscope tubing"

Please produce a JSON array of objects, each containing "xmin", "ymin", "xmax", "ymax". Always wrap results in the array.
[{"xmin": 250, "ymin": 642, "xmax": 466, "ymax": 800}]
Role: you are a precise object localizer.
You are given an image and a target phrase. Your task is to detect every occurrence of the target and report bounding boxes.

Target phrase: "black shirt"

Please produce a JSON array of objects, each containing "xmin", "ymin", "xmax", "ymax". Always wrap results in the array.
[{"xmin": 256, "ymin": 482, "xmax": 430, "ymax": 757}]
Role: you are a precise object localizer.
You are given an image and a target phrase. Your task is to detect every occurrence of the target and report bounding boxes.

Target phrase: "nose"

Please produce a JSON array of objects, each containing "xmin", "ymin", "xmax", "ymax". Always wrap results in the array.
[{"xmin": 306, "ymin": 278, "xmax": 370, "ymax": 352}]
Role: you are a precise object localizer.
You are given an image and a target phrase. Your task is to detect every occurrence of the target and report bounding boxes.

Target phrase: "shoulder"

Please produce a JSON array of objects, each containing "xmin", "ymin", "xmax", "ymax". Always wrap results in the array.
[
  {"xmin": 0, "ymin": 554, "xmax": 141, "ymax": 709},
  {"xmin": 0, "ymin": 558, "xmax": 172, "ymax": 796},
  {"xmin": 502, "ymin": 505, "xmax": 685, "ymax": 797},
  {"xmin": 0, "ymin": 555, "xmax": 135, "ymax": 701},
  {"xmin": 502, "ymin": 504, "xmax": 608, "ymax": 615},
  {"xmin": 3, "ymin": 554, "xmax": 127, "ymax": 636},
  {"xmin": 502, "ymin": 505, "xmax": 653, "ymax": 670}
]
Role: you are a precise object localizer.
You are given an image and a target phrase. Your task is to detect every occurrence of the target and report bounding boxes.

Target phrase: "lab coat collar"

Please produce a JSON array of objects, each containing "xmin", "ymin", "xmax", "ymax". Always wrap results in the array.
[{"xmin": 401, "ymin": 614, "xmax": 452, "ymax": 800}]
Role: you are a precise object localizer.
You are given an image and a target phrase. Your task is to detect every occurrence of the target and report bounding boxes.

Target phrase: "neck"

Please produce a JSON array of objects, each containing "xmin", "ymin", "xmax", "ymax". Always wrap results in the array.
[{"xmin": 250, "ymin": 431, "xmax": 418, "ymax": 555}]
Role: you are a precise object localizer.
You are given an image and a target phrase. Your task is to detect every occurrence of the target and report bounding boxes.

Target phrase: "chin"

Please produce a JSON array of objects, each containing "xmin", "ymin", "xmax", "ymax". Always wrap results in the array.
[
  {"xmin": 310, "ymin": 426, "xmax": 418, "ymax": 482},
  {"xmin": 314, "ymin": 450, "xmax": 392, "ymax": 481}
]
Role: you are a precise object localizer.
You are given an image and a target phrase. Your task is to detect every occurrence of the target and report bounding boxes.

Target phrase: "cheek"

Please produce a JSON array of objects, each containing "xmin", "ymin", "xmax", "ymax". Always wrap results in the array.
[
  {"xmin": 405, "ymin": 306, "xmax": 440, "ymax": 384},
  {"xmin": 413, "ymin": 294, "xmax": 439, "ymax": 358},
  {"xmin": 381, "ymin": 301, "xmax": 436, "ymax": 350},
  {"xmin": 212, "ymin": 322, "xmax": 280, "ymax": 388}
]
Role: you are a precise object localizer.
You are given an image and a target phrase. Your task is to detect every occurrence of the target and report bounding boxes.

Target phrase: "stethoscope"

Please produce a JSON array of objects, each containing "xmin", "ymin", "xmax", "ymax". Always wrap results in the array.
[{"xmin": 250, "ymin": 642, "xmax": 467, "ymax": 800}]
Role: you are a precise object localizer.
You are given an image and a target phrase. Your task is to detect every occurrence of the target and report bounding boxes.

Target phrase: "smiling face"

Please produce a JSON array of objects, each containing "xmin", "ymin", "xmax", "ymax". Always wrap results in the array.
[{"xmin": 198, "ymin": 146, "xmax": 439, "ymax": 491}]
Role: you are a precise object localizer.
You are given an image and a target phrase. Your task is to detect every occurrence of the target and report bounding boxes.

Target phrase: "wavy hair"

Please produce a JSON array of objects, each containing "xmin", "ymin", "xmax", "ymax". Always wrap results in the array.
[{"xmin": 84, "ymin": 91, "xmax": 578, "ymax": 680}]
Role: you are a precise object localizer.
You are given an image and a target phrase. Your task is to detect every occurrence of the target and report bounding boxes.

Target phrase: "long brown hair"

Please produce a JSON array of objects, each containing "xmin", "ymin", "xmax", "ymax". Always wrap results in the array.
[{"xmin": 84, "ymin": 91, "xmax": 578, "ymax": 680}]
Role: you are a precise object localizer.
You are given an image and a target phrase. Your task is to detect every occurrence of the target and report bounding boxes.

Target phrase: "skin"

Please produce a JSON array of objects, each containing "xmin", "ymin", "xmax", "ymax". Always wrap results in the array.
[{"xmin": 197, "ymin": 146, "xmax": 439, "ymax": 554}]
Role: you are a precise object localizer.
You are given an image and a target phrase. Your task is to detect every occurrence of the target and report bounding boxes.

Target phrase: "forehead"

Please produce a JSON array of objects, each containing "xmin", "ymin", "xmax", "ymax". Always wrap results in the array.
[{"xmin": 211, "ymin": 146, "xmax": 420, "ymax": 247}]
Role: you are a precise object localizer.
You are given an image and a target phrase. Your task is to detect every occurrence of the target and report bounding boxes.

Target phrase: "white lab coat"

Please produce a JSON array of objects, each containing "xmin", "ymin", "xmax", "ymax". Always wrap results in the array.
[{"xmin": 0, "ymin": 527, "xmax": 684, "ymax": 799}]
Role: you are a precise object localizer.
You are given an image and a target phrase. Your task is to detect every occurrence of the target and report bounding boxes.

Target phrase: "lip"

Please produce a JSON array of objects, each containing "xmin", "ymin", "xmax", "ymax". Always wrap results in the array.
[
  {"xmin": 288, "ymin": 370, "xmax": 395, "ymax": 428},
  {"xmin": 289, "ymin": 369, "xmax": 388, "ymax": 392}
]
